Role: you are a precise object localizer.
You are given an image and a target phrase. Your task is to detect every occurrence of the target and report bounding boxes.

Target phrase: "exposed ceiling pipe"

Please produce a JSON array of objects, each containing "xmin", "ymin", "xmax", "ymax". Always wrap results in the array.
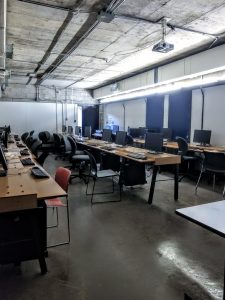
[
  {"xmin": 0, "ymin": 0, "xmax": 7, "ymax": 81},
  {"xmin": 36, "ymin": 0, "xmax": 125, "ymax": 86}
]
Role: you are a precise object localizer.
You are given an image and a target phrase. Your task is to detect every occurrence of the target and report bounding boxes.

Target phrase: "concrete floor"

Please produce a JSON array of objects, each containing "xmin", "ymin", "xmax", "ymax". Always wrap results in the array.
[{"xmin": 0, "ymin": 155, "xmax": 225, "ymax": 300}]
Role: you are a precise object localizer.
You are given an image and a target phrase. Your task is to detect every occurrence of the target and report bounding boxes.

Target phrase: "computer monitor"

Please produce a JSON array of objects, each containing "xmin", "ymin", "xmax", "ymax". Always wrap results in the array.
[
  {"xmin": 139, "ymin": 127, "xmax": 147, "ymax": 138},
  {"xmin": 129, "ymin": 128, "xmax": 141, "ymax": 138},
  {"xmin": 161, "ymin": 128, "xmax": 172, "ymax": 140},
  {"xmin": 193, "ymin": 129, "xmax": 211, "ymax": 145},
  {"xmin": 111, "ymin": 125, "xmax": 119, "ymax": 133},
  {"xmin": 0, "ymin": 144, "xmax": 7, "ymax": 176},
  {"xmin": 75, "ymin": 126, "xmax": 80, "ymax": 136},
  {"xmin": 62, "ymin": 125, "xmax": 67, "ymax": 133},
  {"xmin": 145, "ymin": 133, "xmax": 163, "ymax": 152},
  {"xmin": 115, "ymin": 131, "xmax": 127, "ymax": 146},
  {"xmin": 102, "ymin": 129, "xmax": 112, "ymax": 142},
  {"xmin": 83, "ymin": 126, "xmax": 92, "ymax": 138},
  {"xmin": 68, "ymin": 126, "xmax": 73, "ymax": 134}
]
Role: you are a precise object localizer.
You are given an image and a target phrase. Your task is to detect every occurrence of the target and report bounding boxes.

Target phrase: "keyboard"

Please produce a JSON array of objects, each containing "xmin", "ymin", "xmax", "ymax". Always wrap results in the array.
[
  {"xmin": 16, "ymin": 143, "xmax": 26, "ymax": 148},
  {"xmin": 148, "ymin": 150, "xmax": 163, "ymax": 155},
  {"xmin": 101, "ymin": 146, "xmax": 115, "ymax": 151},
  {"xmin": 20, "ymin": 158, "xmax": 35, "ymax": 166},
  {"xmin": 20, "ymin": 149, "xmax": 29, "ymax": 155},
  {"xmin": 127, "ymin": 153, "xmax": 147, "ymax": 160},
  {"xmin": 31, "ymin": 166, "xmax": 49, "ymax": 178}
]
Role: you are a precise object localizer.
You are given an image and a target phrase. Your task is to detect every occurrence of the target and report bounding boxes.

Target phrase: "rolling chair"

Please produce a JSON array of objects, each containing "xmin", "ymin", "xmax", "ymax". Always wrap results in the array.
[
  {"xmin": 84, "ymin": 150, "xmax": 121, "ymax": 204},
  {"xmin": 67, "ymin": 136, "xmax": 90, "ymax": 182},
  {"xmin": 176, "ymin": 137, "xmax": 199, "ymax": 182},
  {"xmin": 21, "ymin": 132, "xmax": 29, "ymax": 143},
  {"xmin": 195, "ymin": 151, "xmax": 225, "ymax": 195},
  {"xmin": 45, "ymin": 167, "xmax": 71, "ymax": 248},
  {"xmin": 53, "ymin": 133, "xmax": 64, "ymax": 160}
]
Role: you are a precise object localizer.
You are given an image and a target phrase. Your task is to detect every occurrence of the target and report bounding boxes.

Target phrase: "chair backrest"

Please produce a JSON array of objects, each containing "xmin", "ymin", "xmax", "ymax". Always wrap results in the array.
[
  {"xmin": 62, "ymin": 136, "xmax": 71, "ymax": 152},
  {"xmin": 55, "ymin": 167, "xmax": 71, "ymax": 192},
  {"xmin": 84, "ymin": 150, "xmax": 97, "ymax": 178},
  {"xmin": 39, "ymin": 131, "xmax": 50, "ymax": 143},
  {"xmin": 203, "ymin": 151, "xmax": 225, "ymax": 171},
  {"xmin": 145, "ymin": 132, "xmax": 163, "ymax": 151},
  {"xmin": 67, "ymin": 136, "xmax": 77, "ymax": 155},
  {"xmin": 36, "ymin": 151, "xmax": 49, "ymax": 166},
  {"xmin": 102, "ymin": 129, "xmax": 112, "ymax": 142},
  {"xmin": 26, "ymin": 136, "xmax": 36, "ymax": 148},
  {"xmin": 126, "ymin": 134, "xmax": 134, "ymax": 146},
  {"xmin": 30, "ymin": 130, "xmax": 35, "ymax": 136},
  {"xmin": 21, "ymin": 132, "xmax": 29, "ymax": 143},
  {"xmin": 176, "ymin": 137, "xmax": 188, "ymax": 155},
  {"xmin": 30, "ymin": 139, "xmax": 42, "ymax": 155}
]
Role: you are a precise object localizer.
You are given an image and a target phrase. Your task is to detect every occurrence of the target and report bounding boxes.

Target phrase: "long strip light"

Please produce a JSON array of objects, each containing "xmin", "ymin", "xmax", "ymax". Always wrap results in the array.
[{"xmin": 99, "ymin": 67, "xmax": 225, "ymax": 104}]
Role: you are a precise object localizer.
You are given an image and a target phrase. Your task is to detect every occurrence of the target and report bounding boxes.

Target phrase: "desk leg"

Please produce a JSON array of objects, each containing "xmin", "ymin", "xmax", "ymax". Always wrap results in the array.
[
  {"xmin": 148, "ymin": 165, "xmax": 158, "ymax": 204},
  {"xmin": 174, "ymin": 164, "xmax": 179, "ymax": 201}
]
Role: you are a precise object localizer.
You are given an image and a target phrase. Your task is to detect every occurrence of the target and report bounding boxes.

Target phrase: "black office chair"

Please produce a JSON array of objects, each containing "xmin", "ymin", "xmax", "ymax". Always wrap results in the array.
[
  {"xmin": 195, "ymin": 151, "xmax": 225, "ymax": 195},
  {"xmin": 30, "ymin": 130, "xmax": 35, "ymax": 136},
  {"xmin": 176, "ymin": 137, "xmax": 198, "ymax": 182},
  {"xmin": 21, "ymin": 132, "xmax": 29, "ymax": 143},
  {"xmin": 35, "ymin": 151, "xmax": 49, "ymax": 167},
  {"xmin": 84, "ymin": 150, "xmax": 121, "ymax": 204},
  {"xmin": 67, "ymin": 136, "xmax": 90, "ymax": 182},
  {"xmin": 53, "ymin": 133, "xmax": 64, "ymax": 160},
  {"xmin": 126, "ymin": 134, "xmax": 134, "ymax": 146},
  {"xmin": 26, "ymin": 136, "xmax": 36, "ymax": 149},
  {"xmin": 30, "ymin": 139, "xmax": 42, "ymax": 156},
  {"xmin": 38, "ymin": 131, "xmax": 53, "ymax": 152}
]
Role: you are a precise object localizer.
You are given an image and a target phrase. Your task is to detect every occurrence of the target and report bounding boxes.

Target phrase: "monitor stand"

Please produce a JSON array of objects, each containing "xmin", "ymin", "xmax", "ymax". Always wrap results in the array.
[{"xmin": 0, "ymin": 170, "xmax": 7, "ymax": 177}]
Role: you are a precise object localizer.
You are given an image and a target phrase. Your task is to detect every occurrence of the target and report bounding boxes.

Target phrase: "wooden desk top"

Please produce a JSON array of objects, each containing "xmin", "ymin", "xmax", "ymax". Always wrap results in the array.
[
  {"xmin": 133, "ymin": 138, "xmax": 225, "ymax": 153},
  {"xmin": 176, "ymin": 200, "xmax": 225, "ymax": 238},
  {"xmin": 78, "ymin": 139, "xmax": 181, "ymax": 165},
  {"xmin": 0, "ymin": 138, "xmax": 66, "ymax": 201}
]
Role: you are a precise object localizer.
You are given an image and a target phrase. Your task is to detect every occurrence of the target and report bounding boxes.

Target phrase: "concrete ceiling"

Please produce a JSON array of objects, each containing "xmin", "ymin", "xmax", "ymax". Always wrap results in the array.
[{"xmin": 6, "ymin": 0, "xmax": 225, "ymax": 89}]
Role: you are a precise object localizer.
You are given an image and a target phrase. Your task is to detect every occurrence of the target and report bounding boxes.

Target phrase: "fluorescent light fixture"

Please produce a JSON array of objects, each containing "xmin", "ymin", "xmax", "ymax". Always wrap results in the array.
[{"xmin": 99, "ymin": 67, "xmax": 225, "ymax": 104}]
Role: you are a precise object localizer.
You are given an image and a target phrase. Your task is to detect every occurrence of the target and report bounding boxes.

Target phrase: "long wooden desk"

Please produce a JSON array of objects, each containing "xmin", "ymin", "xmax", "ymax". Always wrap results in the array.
[
  {"xmin": 0, "ymin": 138, "xmax": 66, "ymax": 270},
  {"xmin": 176, "ymin": 201, "xmax": 225, "ymax": 300},
  {"xmin": 133, "ymin": 138, "xmax": 225, "ymax": 153},
  {"xmin": 76, "ymin": 139, "xmax": 181, "ymax": 204}
]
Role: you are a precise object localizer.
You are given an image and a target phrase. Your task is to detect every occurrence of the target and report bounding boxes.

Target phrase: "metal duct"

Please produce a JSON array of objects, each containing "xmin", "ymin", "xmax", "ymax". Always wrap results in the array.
[{"xmin": 0, "ymin": 0, "xmax": 6, "ymax": 78}]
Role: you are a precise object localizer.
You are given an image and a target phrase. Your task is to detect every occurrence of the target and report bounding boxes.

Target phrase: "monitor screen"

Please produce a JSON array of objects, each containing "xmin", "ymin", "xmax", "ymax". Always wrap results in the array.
[
  {"xmin": 75, "ymin": 126, "xmax": 80, "ymax": 135},
  {"xmin": 62, "ymin": 125, "xmax": 67, "ymax": 133},
  {"xmin": 68, "ymin": 126, "xmax": 73, "ymax": 134},
  {"xmin": 161, "ymin": 128, "xmax": 172, "ymax": 140},
  {"xmin": 84, "ymin": 126, "xmax": 92, "ymax": 138},
  {"xmin": 102, "ymin": 129, "xmax": 112, "ymax": 142},
  {"xmin": 0, "ymin": 144, "xmax": 7, "ymax": 173},
  {"xmin": 193, "ymin": 129, "xmax": 211, "ymax": 145},
  {"xmin": 145, "ymin": 133, "xmax": 163, "ymax": 152},
  {"xmin": 111, "ymin": 125, "xmax": 119, "ymax": 133},
  {"xmin": 129, "ymin": 128, "xmax": 141, "ymax": 138},
  {"xmin": 115, "ymin": 131, "xmax": 127, "ymax": 146}
]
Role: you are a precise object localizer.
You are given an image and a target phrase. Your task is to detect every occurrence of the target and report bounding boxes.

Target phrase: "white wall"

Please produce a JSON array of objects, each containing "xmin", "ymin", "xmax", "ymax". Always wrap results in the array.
[
  {"xmin": 104, "ymin": 98, "xmax": 146, "ymax": 131},
  {"xmin": 103, "ymin": 84, "xmax": 225, "ymax": 146},
  {"xmin": 0, "ymin": 101, "xmax": 79, "ymax": 135}
]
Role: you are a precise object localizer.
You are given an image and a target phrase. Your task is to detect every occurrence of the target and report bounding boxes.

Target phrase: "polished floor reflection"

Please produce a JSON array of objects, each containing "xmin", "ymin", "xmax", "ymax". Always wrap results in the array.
[{"xmin": 0, "ymin": 155, "xmax": 224, "ymax": 300}]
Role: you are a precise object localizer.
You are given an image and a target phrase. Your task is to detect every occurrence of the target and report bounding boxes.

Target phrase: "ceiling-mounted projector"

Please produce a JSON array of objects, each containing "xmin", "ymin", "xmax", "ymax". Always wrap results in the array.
[
  {"xmin": 152, "ymin": 17, "xmax": 174, "ymax": 53},
  {"xmin": 152, "ymin": 41, "xmax": 174, "ymax": 53}
]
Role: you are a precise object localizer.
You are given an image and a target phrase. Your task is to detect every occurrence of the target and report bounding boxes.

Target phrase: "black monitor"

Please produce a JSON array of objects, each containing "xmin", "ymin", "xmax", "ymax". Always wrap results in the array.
[
  {"xmin": 68, "ymin": 126, "xmax": 73, "ymax": 134},
  {"xmin": 129, "ymin": 128, "xmax": 141, "ymax": 138},
  {"xmin": 193, "ymin": 129, "xmax": 211, "ymax": 145},
  {"xmin": 161, "ymin": 128, "xmax": 172, "ymax": 140},
  {"xmin": 145, "ymin": 133, "xmax": 163, "ymax": 152},
  {"xmin": 75, "ymin": 126, "xmax": 80, "ymax": 136},
  {"xmin": 139, "ymin": 127, "xmax": 147, "ymax": 138},
  {"xmin": 0, "ymin": 144, "xmax": 7, "ymax": 176},
  {"xmin": 115, "ymin": 131, "xmax": 127, "ymax": 146},
  {"xmin": 62, "ymin": 125, "xmax": 67, "ymax": 133},
  {"xmin": 111, "ymin": 125, "xmax": 119, "ymax": 133},
  {"xmin": 102, "ymin": 129, "xmax": 112, "ymax": 142},
  {"xmin": 84, "ymin": 126, "xmax": 92, "ymax": 138}
]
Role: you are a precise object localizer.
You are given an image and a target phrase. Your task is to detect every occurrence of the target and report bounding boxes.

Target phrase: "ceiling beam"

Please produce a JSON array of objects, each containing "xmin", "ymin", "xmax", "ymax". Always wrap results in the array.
[{"xmin": 36, "ymin": 0, "xmax": 126, "ymax": 86}]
